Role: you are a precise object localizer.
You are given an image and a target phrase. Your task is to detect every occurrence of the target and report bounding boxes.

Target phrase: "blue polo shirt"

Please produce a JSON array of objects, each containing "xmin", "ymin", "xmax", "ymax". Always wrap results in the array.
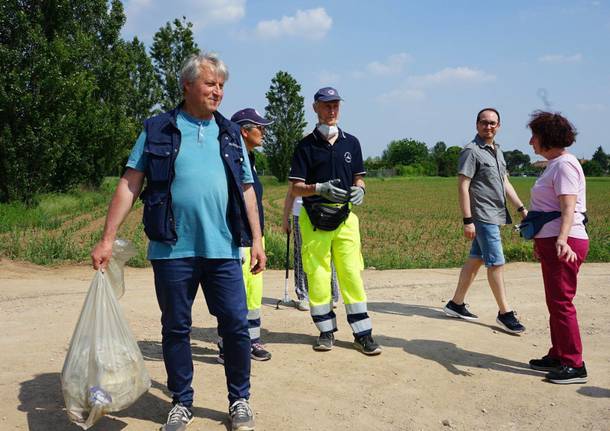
[
  {"xmin": 289, "ymin": 128, "xmax": 366, "ymax": 205},
  {"xmin": 127, "ymin": 110, "xmax": 253, "ymax": 259}
]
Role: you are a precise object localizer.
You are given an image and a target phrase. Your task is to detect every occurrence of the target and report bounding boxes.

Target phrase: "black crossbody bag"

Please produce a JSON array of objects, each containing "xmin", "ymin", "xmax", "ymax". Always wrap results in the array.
[{"xmin": 304, "ymin": 202, "xmax": 351, "ymax": 231}]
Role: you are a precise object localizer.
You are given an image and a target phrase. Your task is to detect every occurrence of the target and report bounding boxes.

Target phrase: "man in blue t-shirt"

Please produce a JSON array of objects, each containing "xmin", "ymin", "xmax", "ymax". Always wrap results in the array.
[{"xmin": 91, "ymin": 52, "xmax": 264, "ymax": 431}]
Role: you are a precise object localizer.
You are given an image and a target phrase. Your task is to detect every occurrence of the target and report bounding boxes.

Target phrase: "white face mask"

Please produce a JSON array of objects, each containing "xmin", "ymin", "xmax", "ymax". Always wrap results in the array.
[{"xmin": 316, "ymin": 123, "xmax": 338, "ymax": 140}]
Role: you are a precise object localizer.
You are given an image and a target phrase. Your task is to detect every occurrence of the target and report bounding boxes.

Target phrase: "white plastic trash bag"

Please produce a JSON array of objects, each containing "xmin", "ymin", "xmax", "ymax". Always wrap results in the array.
[
  {"xmin": 106, "ymin": 239, "xmax": 137, "ymax": 300},
  {"xmin": 61, "ymin": 270, "xmax": 151, "ymax": 429}
]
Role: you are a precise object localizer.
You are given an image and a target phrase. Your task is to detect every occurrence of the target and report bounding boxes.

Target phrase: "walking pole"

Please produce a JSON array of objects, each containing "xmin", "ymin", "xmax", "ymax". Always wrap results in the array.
[{"xmin": 276, "ymin": 231, "xmax": 293, "ymax": 309}]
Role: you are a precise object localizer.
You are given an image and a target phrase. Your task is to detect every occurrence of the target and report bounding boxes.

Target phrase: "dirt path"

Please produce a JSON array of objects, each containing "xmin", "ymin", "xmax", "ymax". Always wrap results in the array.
[{"xmin": 1, "ymin": 260, "xmax": 609, "ymax": 430}]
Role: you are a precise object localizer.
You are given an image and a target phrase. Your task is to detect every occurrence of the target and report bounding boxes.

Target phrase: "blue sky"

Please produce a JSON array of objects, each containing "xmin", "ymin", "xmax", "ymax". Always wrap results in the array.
[{"xmin": 121, "ymin": 0, "xmax": 609, "ymax": 160}]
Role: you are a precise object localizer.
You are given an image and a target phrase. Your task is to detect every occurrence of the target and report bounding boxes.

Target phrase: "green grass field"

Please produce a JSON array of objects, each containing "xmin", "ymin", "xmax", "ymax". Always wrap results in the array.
[{"xmin": 1, "ymin": 177, "xmax": 608, "ymax": 268}]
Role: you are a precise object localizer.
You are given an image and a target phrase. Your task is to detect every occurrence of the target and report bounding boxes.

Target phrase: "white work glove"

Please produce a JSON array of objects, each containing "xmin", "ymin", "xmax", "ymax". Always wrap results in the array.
[
  {"xmin": 315, "ymin": 179, "xmax": 348, "ymax": 203},
  {"xmin": 349, "ymin": 186, "xmax": 365, "ymax": 205}
]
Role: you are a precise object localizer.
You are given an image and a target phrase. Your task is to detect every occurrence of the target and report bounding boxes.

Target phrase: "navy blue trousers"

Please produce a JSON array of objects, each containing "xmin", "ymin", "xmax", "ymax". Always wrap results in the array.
[{"xmin": 152, "ymin": 257, "xmax": 251, "ymax": 407}]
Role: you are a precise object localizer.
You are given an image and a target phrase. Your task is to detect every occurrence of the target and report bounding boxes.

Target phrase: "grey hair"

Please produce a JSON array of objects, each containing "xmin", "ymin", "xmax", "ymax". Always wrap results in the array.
[{"xmin": 179, "ymin": 52, "xmax": 229, "ymax": 91}]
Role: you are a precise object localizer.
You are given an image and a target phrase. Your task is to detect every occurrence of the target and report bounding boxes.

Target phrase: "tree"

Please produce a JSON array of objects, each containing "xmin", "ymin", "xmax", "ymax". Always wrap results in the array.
[
  {"xmin": 582, "ymin": 160, "xmax": 604, "ymax": 177},
  {"xmin": 0, "ymin": 0, "xmax": 148, "ymax": 202},
  {"xmin": 503, "ymin": 149, "xmax": 531, "ymax": 174},
  {"xmin": 382, "ymin": 139, "xmax": 429, "ymax": 167},
  {"xmin": 591, "ymin": 146, "xmax": 608, "ymax": 173},
  {"xmin": 150, "ymin": 17, "xmax": 199, "ymax": 111},
  {"xmin": 263, "ymin": 71, "xmax": 307, "ymax": 182},
  {"xmin": 431, "ymin": 141, "xmax": 447, "ymax": 160},
  {"xmin": 437, "ymin": 146, "xmax": 462, "ymax": 177}
]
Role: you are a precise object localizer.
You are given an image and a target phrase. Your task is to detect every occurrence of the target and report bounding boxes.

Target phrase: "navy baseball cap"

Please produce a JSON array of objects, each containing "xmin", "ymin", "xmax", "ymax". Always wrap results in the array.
[
  {"xmin": 314, "ymin": 87, "xmax": 343, "ymax": 102},
  {"xmin": 230, "ymin": 108, "xmax": 273, "ymax": 126}
]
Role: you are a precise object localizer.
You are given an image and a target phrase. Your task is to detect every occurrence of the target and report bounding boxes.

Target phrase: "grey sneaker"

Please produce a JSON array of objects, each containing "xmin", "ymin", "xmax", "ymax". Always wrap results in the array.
[
  {"xmin": 295, "ymin": 298, "xmax": 309, "ymax": 311},
  {"xmin": 313, "ymin": 331, "xmax": 335, "ymax": 351},
  {"xmin": 353, "ymin": 334, "xmax": 382, "ymax": 356},
  {"xmin": 496, "ymin": 310, "xmax": 525, "ymax": 334},
  {"xmin": 251, "ymin": 343, "xmax": 272, "ymax": 361},
  {"xmin": 162, "ymin": 403, "xmax": 193, "ymax": 431},
  {"xmin": 443, "ymin": 300, "xmax": 479, "ymax": 320},
  {"xmin": 229, "ymin": 398, "xmax": 255, "ymax": 431}
]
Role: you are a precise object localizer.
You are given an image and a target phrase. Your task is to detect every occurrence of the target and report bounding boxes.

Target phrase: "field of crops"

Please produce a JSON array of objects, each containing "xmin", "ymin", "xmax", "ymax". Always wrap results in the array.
[{"xmin": 1, "ymin": 177, "xmax": 608, "ymax": 269}]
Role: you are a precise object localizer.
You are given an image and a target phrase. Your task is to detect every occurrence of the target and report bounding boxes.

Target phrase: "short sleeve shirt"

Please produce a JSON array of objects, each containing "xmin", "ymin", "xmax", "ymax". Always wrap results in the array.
[
  {"xmin": 126, "ymin": 110, "xmax": 253, "ymax": 260},
  {"xmin": 458, "ymin": 135, "xmax": 509, "ymax": 225},
  {"xmin": 289, "ymin": 128, "xmax": 366, "ymax": 205},
  {"xmin": 530, "ymin": 153, "xmax": 588, "ymax": 239}
]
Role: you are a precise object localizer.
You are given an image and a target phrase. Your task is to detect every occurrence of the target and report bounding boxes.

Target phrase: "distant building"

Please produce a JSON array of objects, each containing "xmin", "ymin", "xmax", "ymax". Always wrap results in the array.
[{"xmin": 532, "ymin": 160, "xmax": 548, "ymax": 169}]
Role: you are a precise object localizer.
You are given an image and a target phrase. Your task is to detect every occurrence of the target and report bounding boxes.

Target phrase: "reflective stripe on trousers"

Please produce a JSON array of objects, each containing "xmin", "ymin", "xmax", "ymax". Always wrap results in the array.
[{"xmin": 301, "ymin": 209, "xmax": 372, "ymax": 336}]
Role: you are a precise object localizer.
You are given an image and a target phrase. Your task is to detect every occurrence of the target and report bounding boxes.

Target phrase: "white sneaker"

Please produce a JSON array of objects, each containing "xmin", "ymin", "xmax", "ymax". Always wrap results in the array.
[{"xmin": 295, "ymin": 298, "xmax": 309, "ymax": 311}]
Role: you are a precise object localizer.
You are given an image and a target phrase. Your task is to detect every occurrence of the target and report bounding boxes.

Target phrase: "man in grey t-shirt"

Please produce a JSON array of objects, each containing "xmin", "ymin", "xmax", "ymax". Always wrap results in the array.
[{"xmin": 443, "ymin": 108, "xmax": 529, "ymax": 334}]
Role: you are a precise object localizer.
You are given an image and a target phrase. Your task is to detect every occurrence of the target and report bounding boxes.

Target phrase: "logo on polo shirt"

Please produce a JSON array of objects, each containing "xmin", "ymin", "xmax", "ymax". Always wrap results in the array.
[{"xmin": 344, "ymin": 152, "xmax": 352, "ymax": 163}]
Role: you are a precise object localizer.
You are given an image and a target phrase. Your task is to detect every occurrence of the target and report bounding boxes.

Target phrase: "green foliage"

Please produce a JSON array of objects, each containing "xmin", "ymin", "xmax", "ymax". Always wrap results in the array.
[
  {"xmin": 582, "ymin": 160, "xmax": 604, "ymax": 177},
  {"xmin": 150, "ymin": 17, "xmax": 199, "ymax": 111},
  {"xmin": 2, "ymin": 177, "xmax": 609, "ymax": 268},
  {"xmin": 503, "ymin": 149, "xmax": 531, "ymax": 174},
  {"xmin": 382, "ymin": 138, "xmax": 429, "ymax": 167},
  {"xmin": 0, "ymin": 0, "xmax": 157, "ymax": 202},
  {"xmin": 591, "ymin": 146, "xmax": 608, "ymax": 173},
  {"xmin": 437, "ymin": 146, "xmax": 461, "ymax": 177},
  {"xmin": 263, "ymin": 71, "xmax": 307, "ymax": 182},
  {"xmin": 253, "ymin": 149, "xmax": 268, "ymax": 174},
  {"xmin": 364, "ymin": 156, "xmax": 385, "ymax": 171}
]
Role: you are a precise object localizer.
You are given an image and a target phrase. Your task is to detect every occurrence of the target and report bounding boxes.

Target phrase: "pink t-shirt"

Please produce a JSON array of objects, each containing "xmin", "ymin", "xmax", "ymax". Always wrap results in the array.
[{"xmin": 529, "ymin": 153, "xmax": 588, "ymax": 239}]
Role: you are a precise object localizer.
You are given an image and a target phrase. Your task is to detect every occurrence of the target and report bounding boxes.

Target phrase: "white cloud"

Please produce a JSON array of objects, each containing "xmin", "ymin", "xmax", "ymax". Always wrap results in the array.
[
  {"xmin": 124, "ymin": 0, "xmax": 245, "ymax": 36},
  {"xmin": 538, "ymin": 53, "xmax": 583, "ymax": 63},
  {"xmin": 576, "ymin": 103, "xmax": 607, "ymax": 111},
  {"xmin": 255, "ymin": 8, "xmax": 332, "ymax": 40},
  {"xmin": 377, "ymin": 87, "xmax": 426, "ymax": 103},
  {"xmin": 408, "ymin": 66, "xmax": 496, "ymax": 88},
  {"xmin": 318, "ymin": 70, "xmax": 340, "ymax": 84},
  {"xmin": 366, "ymin": 53, "xmax": 413, "ymax": 76},
  {"xmin": 378, "ymin": 66, "xmax": 495, "ymax": 103}
]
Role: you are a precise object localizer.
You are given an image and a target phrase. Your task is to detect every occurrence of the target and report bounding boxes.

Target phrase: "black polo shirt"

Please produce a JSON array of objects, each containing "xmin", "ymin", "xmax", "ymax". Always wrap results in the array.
[{"xmin": 289, "ymin": 128, "xmax": 366, "ymax": 205}]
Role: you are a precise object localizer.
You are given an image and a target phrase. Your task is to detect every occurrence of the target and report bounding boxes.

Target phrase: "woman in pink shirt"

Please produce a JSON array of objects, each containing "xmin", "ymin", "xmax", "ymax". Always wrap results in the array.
[{"xmin": 526, "ymin": 111, "xmax": 589, "ymax": 384}]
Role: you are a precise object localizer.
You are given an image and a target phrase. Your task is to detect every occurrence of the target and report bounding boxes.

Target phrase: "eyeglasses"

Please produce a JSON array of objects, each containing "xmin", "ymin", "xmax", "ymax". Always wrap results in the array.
[{"xmin": 478, "ymin": 120, "xmax": 499, "ymax": 128}]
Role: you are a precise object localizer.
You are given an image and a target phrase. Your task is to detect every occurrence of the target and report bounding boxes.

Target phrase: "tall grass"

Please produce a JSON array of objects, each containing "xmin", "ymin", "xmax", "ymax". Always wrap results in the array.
[{"xmin": 1, "ymin": 176, "xmax": 608, "ymax": 268}]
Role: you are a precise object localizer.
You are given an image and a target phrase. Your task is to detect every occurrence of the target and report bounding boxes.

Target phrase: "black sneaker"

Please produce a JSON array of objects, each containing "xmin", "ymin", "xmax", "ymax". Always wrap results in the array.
[
  {"xmin": 313, "ymin": 331, "xmax": 335, "ymax": 351},
  {"xmin": 162, "ymin": 403, "xmax": 193, "ymax": 431},
  {"xmin": 251, "ymin": 343, "xmax": 272, "ymax": 361},
  {"xmin": 229, "ymin": 398, "xmax": 255, "ymax": 431},
  {"xmin": 443, "ymin": 300, "xmax": 479, "ymax": 320},
  {"xmin": 546, "ymin": 363, "xmax": 588, "ymax": 384},
  {"xmin": 353, "ymin": 334, "xmax": 382, "ymax": 356},
  {"xmin": 529, "ymin": 355, "xmax": 561, "ymax": 372},
  {"xmin": 496, "ymin": 310, "xmax": 525, "ymax": 334}
]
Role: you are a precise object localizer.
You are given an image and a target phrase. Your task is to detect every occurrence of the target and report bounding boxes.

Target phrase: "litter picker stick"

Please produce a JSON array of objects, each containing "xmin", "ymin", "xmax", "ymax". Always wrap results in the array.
[{"xmin": 276, "ymin": 231, "xmax": 293, "ymax": 309}]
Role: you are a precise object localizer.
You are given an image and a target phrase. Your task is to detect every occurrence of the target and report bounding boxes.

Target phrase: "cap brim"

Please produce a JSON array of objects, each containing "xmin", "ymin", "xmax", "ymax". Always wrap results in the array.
[
  {"xmin": 315, "ymin": 96, "xmax": 343, "ymax": 102},
  {"xmin": 235, "ymin": 114, "xmax": 274, "ymax": 126}
]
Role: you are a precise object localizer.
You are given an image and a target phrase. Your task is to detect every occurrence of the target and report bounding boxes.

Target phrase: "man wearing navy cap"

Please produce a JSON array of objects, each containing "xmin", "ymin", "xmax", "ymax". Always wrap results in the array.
[
  {"xmin": 288, "ymin": 87, "xmax": 382, "ymax": 355},
  {"xmin": 215, "ymin": 108, "xmax": 274, "ymax": 363}
]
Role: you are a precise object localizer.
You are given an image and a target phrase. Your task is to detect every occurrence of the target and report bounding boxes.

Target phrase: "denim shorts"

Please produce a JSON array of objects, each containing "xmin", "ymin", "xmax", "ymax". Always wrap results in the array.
[{"xmin": 469, "ymin": 221, "xmax": 505, "ymax": 267}]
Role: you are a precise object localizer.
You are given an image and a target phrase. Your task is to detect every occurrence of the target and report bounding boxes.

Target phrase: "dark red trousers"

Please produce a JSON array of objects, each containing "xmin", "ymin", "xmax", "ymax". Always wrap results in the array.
[{"xmin": 534, "ymin": 237, "xmax": 589, "ymax": 368}]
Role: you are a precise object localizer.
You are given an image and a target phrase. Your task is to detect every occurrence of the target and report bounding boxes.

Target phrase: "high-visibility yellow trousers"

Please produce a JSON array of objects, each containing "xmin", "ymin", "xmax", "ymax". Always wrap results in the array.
[
  {"xmin": 299, "ymin": 207, "xmax": 372, "ymax": 336},
  {"xmin": 241, "ymin": 237, "xmax": 265, "ymax": 342}
]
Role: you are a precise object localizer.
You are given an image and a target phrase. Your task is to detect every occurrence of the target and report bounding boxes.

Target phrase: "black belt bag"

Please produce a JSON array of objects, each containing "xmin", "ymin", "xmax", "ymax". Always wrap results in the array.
[
  {"xmin": 518, "ymin": 210, "xmax": 588, "ymax": 240},
  {"xmin": 304, "ymin": 202, "xmax": 350, "ymax": 231}
]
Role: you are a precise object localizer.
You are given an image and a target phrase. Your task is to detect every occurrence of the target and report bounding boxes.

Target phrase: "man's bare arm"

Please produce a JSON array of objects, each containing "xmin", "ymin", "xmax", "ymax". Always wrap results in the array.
[{"xmin": 91, "ymin": 168, "xmax": 145, "ymax": 269}]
